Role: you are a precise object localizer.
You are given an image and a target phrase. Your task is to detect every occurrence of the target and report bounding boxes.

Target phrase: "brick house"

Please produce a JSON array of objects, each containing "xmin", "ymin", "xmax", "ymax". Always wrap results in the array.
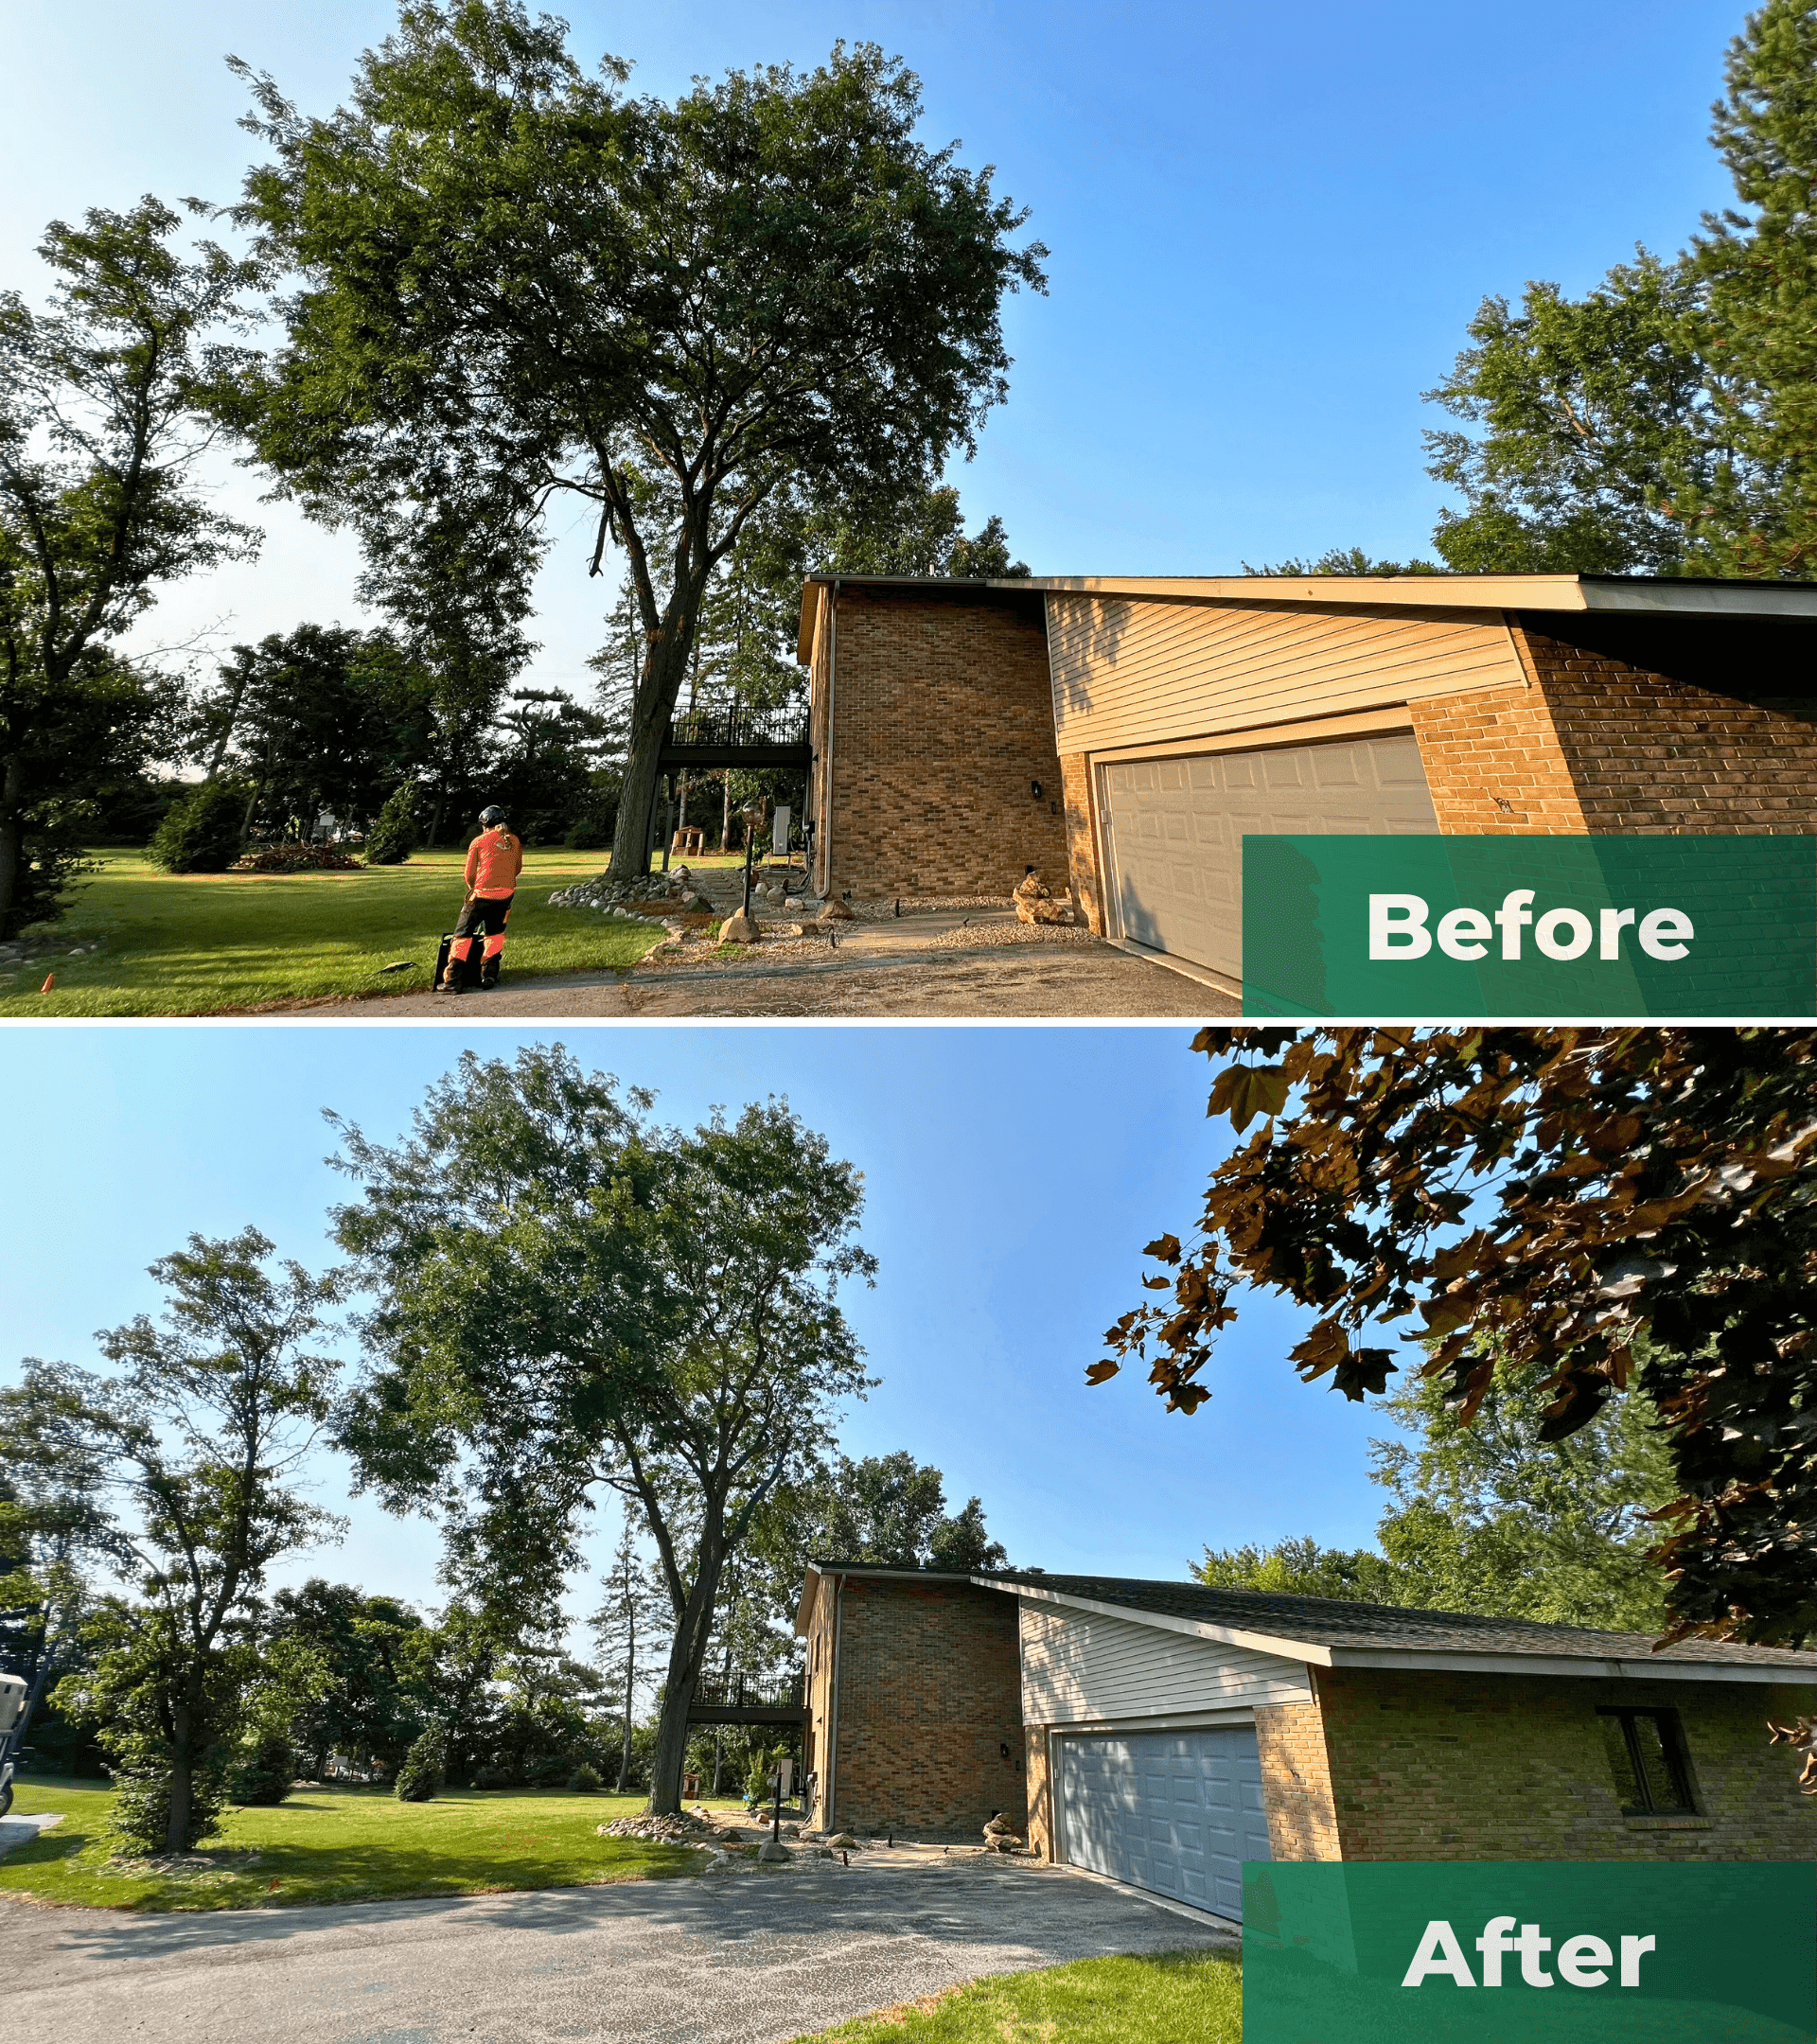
[
  {"xmin": 795, "ymin": 1565, "xmax": 1817, "ymax": 1923},
  {"xmin": 794, "ymin": 573, "xmax": 1817, "ymax": 991}
]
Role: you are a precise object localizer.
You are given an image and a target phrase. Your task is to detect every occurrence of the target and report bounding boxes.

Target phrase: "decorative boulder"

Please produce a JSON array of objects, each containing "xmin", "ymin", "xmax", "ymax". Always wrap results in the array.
[
  {"xmin": 719, "ymin": 910, "xmax": 760, "ymax": 944},
  {"xmin": 1012, "ymin": 872, "xmax": 1078, "ymax": 926},
  {"xmin": 982, "ymin": 1812, "xmax": 1024, "ymax": 1853},
  {"xmin": 819, "ymin": 896, "xmax": 856, "ymax": 921}
]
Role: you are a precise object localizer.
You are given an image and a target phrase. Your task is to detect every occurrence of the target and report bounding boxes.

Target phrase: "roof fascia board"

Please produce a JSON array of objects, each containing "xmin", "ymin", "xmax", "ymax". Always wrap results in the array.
[
  {"xmin": 990, "ymin": 1578, "xmax": 1331, "ymax": 1665},
  {"xmin": 800, "ymin": 571, "xmax": 1817, "ymax": 620},
  {"xmin": 1325, "ymin": 1648, "xmax": 1817, "ymax": 1685},
  {"xmin": 982, "ymin": 1578, "xmax": 1817, "ymax": 1684}
]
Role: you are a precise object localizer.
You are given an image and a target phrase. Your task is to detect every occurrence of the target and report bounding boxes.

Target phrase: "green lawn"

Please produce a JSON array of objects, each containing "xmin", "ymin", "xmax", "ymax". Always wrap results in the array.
[
  {"xmin": 0, "ymin": 1776, "xmax": 699, "ymax": 1911},
  {"xmin": 0, "ymin": 848, "xmax": 674, "ymax": 1016},
  {"xmin": 790, "ymin": 1951, "xmax": 1243, "ymax": 2043}
]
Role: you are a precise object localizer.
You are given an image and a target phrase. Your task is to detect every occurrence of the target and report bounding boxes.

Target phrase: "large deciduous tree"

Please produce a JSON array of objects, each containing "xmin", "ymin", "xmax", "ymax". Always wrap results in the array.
[
  {"xmin": 0, "ymin": 198, "xmax": 258, "ymax": 931},
  {"xmin": 226, "ymin": 4, "xmax": 1046, "ymax": 880},
  {"xmin": 1194, "ymin": 1354, "xmax": 1675, "ymax": 1633},
  {"xmin": 1422, "ymin": 0, "xmax": 1817, "ymax": 577},
  {"xmin": 326, "ymin": 1045, "xmax": 873, "ymax": 1813},
  {"xmin": 1090, "ymin": 1027, "xmax": 1817, "ymax": 1648},
  {"xmin": 2, "ymin": 1230, "xmax": 344, "ymax": 1851}
]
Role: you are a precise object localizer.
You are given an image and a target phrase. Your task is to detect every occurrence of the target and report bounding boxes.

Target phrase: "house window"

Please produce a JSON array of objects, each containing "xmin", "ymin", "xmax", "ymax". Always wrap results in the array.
[{"xmin": 1596, "ymin": 1706, "xmax": 1697, "ymax": 1816}]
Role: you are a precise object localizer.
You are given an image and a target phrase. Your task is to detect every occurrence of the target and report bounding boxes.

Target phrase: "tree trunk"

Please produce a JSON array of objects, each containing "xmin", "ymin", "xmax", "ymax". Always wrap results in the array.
[
  {"xmin": 647, "ymin": 1556, "xmax": 725, "ymax": 1815},
  {"xmin": 608, "ymin": 630, "xmax": 693, "ymax": 882},
  {"xmin": 165, "ymin": 1716, "xmax": 194, "ymax": 1853},
  {"xmin": 720, "ymin": 771, "xmax": 731, "ymax": 853},
  {"xmin": 0, "ymin": 751, "xmax": 25, "ymax": 935}
]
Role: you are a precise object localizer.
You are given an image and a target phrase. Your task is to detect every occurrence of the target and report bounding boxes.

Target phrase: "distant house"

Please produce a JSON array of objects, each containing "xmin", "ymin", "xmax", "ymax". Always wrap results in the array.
[
  {"xmin": 794, "ymin": 573, "xmax": 1817, "ymax": 993},
  {"xmin": 795, "ymin": 1565, "xmax": 1817, "ymax": 1924}
]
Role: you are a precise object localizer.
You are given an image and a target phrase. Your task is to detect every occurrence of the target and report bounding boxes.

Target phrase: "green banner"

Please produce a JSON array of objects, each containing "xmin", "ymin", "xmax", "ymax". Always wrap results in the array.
[
  {"xmin": 1243, "ymin": 1861, "xmax": 1815, "ymax": 2043},
  {"xmin": 1241, "ymin": 836, "xmax": 1817, "ymax": 1017}
]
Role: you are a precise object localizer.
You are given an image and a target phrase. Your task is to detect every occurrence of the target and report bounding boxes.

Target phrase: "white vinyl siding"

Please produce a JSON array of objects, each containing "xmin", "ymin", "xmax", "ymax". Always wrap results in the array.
[
  {"xmin": 1046, "ymin": 594, "xmax": 1524, "ymax": 758},
  {"xmin": 1020, "ymin": 1600, "xmax": 1311, "ymax": 1726}
]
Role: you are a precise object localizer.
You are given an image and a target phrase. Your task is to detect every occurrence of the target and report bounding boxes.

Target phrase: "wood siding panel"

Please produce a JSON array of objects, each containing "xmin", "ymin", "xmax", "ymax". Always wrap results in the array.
[
  {"xmin": 1020, "ymin": 1600, "xmax": 1312, "ymax": 1725},
  {"xmin": 1047, "ymin": 595, "xmax": 1526, "ymax": 756}
]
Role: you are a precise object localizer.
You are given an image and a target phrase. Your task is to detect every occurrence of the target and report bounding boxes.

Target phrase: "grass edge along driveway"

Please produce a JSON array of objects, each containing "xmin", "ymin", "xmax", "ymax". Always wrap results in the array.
[
  {"xmin": 0, "ymin": 848, "xmax": 673, "ymax": 1017},
  {"xmin": 0, "ymin": 1778, "xmax": 699, "ymax": 1912},
  {"xmin": 788, "ymin": 1949, "xmax": 1243, "ymax": 2044}
]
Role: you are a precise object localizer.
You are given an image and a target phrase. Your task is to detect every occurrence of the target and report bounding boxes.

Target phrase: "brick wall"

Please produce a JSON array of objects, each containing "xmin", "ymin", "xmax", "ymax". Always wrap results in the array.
[
  {"xmin": 1256, "ymin": 1694, "xmax": 1343, "ymax": 1860},
  {"xmin": 830, "ymin": 1576, "xmax": 1028, "ymax": 1835},
  {"xmin": 1520, "ymin": 625, "xmax": 1817, "ymax": 834},
  {"xmin": 1318, "ymin": 1667, "xmax": 1817, "ymax": 1861},
  {"xmin": 1410, "ymin": 681, "xmax": 1590, "ymax": 834},
  {"xmin": 820, "ymin": 587, "xmax": 1070, "ymax": 899},
  {"xmin": 1410, "ymin": 626, "xmax": 1817, "ymax": 838},
  {"xmin": 1058, "ymin": 750, "xmax": 1105, "ymax": 934},
  {"xmin": 1025, "ymin": 1724, "xmax": 1053, "ymax": 1859}
]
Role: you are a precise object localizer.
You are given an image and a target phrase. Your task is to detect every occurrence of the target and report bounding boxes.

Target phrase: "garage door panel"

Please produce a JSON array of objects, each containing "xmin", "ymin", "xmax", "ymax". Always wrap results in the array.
[
  {"xmin": 1102, "ymin": 732, "xmax": 1438, "ymax": 978},
  {"xmin": 1057, "ymin": 1728, "xmax": 1271, "ymax": 1921}
]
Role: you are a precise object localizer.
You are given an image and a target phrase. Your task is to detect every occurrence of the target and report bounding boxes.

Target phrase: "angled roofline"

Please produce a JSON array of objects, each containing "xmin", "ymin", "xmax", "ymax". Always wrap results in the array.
[
  {"xmin": 793, "ymin": 1560, "xmax": 982, "ymax": 1636},
  {"xmin": 968, "ymin": 1576, "xmax": 1817, "ymax": 1688},
  {"xmin": 795, "ymin": 571, "xmax": 1817, "ymax": 661}
]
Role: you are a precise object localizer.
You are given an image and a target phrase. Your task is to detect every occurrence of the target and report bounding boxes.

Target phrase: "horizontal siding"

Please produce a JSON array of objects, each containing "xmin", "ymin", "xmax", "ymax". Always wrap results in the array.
[
  {"xmin": 1021, "ymin": 1600, "xmax": 1311, "ymax": 1725},
  {"xmin": 1047, "ymin": 595, "xmax": 1526, "ymax": 756}
]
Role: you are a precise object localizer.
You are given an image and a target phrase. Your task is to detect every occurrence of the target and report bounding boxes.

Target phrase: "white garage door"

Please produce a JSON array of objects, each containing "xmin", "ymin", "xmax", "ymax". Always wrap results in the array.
[
  {"xmin": 1057, "ymin": 1727, "xmax": 1271, "ymax": 1920},
  {"xmin": 1100, "ymin": 733, "xmax": 1438, "ymax": 980}
]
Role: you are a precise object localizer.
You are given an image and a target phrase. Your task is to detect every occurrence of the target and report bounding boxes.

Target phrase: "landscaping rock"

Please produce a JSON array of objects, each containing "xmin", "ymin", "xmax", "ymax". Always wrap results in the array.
[
  {"xmin": 982, "ymin": 1813, "xmax": 1024, "ymax": 1853},
  {"xmin": 1012, "ymin": 872, "xmax": 1081, "ymax": 926},
  {"xmin": 819, "ymin": 896, "xmax": 856, "ymax": 921},
  {"xmin": 718, "ymin": 910, "xmax": 760, "ymax": 944},
  {"xmin": 755, "ymin": 1838, "xmax": 790, "ymax": 1863},
  {"xmin": 599, "ymin": 1809, "xmax": 732, "ymax": 1846}
]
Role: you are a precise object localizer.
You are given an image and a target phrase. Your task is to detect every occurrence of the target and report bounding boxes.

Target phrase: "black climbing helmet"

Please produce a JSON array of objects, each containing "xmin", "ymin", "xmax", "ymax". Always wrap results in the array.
[{"xmin": 479, "ymin": 805, "xmax": 508, "ymax": 828}]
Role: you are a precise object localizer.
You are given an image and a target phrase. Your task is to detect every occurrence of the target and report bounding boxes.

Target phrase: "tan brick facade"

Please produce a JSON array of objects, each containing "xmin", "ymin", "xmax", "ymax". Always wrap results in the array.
[
  {"xmin": 1409, "ymin": 680, "xmax": 1590, "ymax": 834},
  {"xmin": 1519, "ymin": 625, "xmax": 1817, "ymax": 834},
  {"xmin": 803, "ymin": 1575, "xmax": 1817, "ymax": 1870},
  {"xmin": 805, "ymin": 1573, "xmax": 1027, "ymax": 1836},
  {"xmin": 809, "ymin": 585, "xmax": 1070, "ymax": 901},
  {"xmin": 805, "ymin": 584, "xmax": 1817, "ymax": 944},
  {"xmin": 1024, "ymin": 1723, "xmax": 1053, "ymax": 1859},
  {"xmin": 1409, "ymin": 625, "xmax": 1817, "ymax": 840},
  {"xmin": 1317, "ymin": 1668, "xmax": 1817, "ymax": 1862},
  {"xmin": 1058, "ymin": 750, "xmax": 1105, "ymax": 934},
  {"xmin": 1256, "ymin": 1692, "xmax": 1343, "ymax": 1860}
]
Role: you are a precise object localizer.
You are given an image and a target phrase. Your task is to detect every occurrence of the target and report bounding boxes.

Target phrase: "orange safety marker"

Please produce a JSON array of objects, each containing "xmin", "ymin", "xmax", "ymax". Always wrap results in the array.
[{"xmin": 40, "ymin": 973, "xmax": 54, "ymax": 993}]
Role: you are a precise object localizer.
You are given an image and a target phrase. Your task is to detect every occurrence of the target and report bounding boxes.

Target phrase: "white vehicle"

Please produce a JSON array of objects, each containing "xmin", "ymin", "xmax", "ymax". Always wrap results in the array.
[{"xmin": 0, "ymin": 1674, "xmax": 27, "ymax": 1817}]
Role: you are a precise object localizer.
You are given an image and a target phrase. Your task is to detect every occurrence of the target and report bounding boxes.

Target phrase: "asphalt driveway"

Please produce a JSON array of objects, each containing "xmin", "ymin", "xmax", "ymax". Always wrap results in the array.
[{"xmin": 2, "ymin": 1853, "xmax": 1234, "ymax": 2044}]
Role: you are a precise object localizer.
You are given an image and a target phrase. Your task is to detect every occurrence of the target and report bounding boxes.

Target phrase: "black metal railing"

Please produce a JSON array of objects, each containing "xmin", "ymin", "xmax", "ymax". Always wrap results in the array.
[
  {"xmin": 692, "ymin": 1673, "xmax": 805, "ymax": 1714},
  {"xmin": 665, "ymin": 703, "xmax": 809, "ymax": 751}
]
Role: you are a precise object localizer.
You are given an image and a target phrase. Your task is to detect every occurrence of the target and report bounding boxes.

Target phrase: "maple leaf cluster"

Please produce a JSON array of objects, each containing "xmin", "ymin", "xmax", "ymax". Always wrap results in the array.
[{"xmin": 1091, "ymin": 1027, "xmax": 1817, "ymax": 1648}]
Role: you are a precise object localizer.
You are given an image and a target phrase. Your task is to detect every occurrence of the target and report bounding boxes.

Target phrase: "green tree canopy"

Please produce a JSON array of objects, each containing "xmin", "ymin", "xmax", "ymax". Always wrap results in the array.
[
  {"xmin": 226, "ymin": 5, "xmax": 1046, "ymax": 881},
  {"xmin": 1092, "ymin": 1027, "xmax": 1817, "ymax": 1648},
  {"xmin": 3, "ymin": 1229, "xmax": 344, "ymax": 1850},
  {"xmin": 0, "ymin": 197, "xmax": 257, "ymax": 932},
  {"xmin": 1422, "ymin": 0, "xmax": 1817, "ymax": 577},
  {"xmin": 326, "ymin": 1045, "xmax": 875, "ymax": 1813}
]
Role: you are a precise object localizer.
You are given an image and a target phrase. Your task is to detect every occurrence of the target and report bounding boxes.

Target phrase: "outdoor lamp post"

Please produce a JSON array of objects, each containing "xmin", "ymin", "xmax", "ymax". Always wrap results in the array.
[{"xmin": 740, "ymin": 802, "xmax": 766, "ymax": 916}]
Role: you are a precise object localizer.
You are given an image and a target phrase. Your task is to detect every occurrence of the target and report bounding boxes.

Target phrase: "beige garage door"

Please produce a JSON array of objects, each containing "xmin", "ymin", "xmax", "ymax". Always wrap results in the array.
[{"xmin": 1100, "ymin": 732, "xmax": 1438, "ymax": 980}]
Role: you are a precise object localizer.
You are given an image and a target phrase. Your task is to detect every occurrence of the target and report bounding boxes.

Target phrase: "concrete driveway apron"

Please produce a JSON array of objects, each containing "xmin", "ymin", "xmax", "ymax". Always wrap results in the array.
[{"xmin": 1, "ymin": 1853, "xmax": 1234, "ymax": 2044}]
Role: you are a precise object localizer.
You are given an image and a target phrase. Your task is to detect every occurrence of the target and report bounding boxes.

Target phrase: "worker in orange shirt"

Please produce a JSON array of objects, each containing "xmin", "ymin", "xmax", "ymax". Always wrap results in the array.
[{"xmin": 437, "ymin": 804, "xmax": 523, "ymax": 994}]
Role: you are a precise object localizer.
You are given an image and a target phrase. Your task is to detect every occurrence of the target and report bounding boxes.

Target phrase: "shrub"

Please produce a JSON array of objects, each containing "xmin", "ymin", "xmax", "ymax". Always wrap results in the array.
[
  {"xmin": 569, "ymin": 1762, "xmax": 603, "ymax": 1793},
  {"xmin": 395, "ymin": 1728, "xmax": 445, "ymax": 1803},
  {"xmin": 234, "ymin": 843, "xmax": 362, "ymax": 872},
  {"xmin": 224, "ymin": 1731, "xmax": 296, "ymax": 1806},
  {"xmin": 364, "ymin": 783, "xmax": 420, "ymax": 865},
  {"xmin": 149, "ymin": 778, "xmax": 250, "ymax": 873},
  {"xmin": 471, "ymin": 1762, "xmax": 518, "ymax": 1790},
  {"xmin": 108, "ymin": 1760, "xmax": 226, "ymax": 1855}
]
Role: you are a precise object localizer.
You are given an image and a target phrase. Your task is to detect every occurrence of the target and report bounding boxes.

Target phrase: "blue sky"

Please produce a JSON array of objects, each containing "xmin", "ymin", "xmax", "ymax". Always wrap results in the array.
[
  {"xmin": 0, "ymin": 1022, "xmax": 1402, "ymax": 1631},
  {"xmin": 2, "ymin": 0, "xmax": 1750, "ymax": 697}
]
